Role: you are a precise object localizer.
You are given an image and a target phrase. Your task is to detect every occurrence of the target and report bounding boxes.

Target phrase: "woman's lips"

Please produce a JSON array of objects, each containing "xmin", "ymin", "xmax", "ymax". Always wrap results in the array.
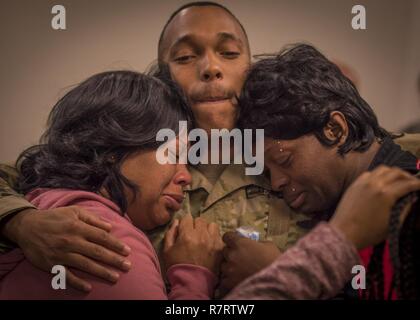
[
  {"xmin": 163, "ymin": 194, "xmax": 184, "ymax": 212},
  {"xmin": 287, "ymin": 192, "xmax": 306, "ymax": 210}
]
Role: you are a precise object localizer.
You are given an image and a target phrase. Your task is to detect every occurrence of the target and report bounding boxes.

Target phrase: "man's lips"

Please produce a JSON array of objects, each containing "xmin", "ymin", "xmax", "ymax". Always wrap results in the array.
[
  {"xmin": 194, "ymin": 96, "xmax": 231, "ymax": 103},
  {"xmin": 285, "ymin": 192, "xmax": 306, "ymax": 210},
  {"xmin": 163, "ymin": 193, "xmax": 184, "ymax": 211}
]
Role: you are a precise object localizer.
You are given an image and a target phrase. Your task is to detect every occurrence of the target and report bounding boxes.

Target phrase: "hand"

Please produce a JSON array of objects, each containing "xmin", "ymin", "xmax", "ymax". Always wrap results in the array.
[
  {"xmin": 163, "ymin": 214, "xmax": 224, "ymax": 276},
  {"xmin": 220, "ymin": 232, "xmax": 281, "ymax": 291},
  {"xmin": 330, "ymin": 165, "xmax": 420, "ymax": 249},
  {"xmin": 1, "ymin": 206, "xmax": 132, "ymax": 292}
]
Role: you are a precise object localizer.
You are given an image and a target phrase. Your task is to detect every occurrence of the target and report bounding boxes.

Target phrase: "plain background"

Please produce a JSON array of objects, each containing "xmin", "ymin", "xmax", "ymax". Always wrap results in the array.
[{"xmin": 1, "ymin": 0, "xmax": 419, "ymax": 164}]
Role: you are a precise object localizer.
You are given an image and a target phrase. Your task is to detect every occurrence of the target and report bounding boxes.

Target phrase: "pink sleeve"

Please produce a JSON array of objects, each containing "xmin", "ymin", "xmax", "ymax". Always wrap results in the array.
[
  {"xmin": 63, "ymin": 199, "xmax": 216, "ymax": 300},
  {"xmin": 225, "ymin": 222, "xmax": 361, "ymax": 300},
  {"xmin": 167, "ymin": 264, "xmax": 218, "ymax": 300},
  {"xmin": 65, "ymin": 200, "xmax": 168, "ymax": 299}
]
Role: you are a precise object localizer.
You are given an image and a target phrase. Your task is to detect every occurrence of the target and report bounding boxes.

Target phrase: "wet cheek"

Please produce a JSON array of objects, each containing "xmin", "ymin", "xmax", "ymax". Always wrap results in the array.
[{"xmin": 161, "ymin": 168, "xmax": 177, "ymax": 192}]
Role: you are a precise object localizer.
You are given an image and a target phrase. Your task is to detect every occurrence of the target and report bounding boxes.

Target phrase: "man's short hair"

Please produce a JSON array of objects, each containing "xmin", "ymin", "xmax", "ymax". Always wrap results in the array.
[
  {"xmin": 238, "ymin": 43, "xmax": 389, "ymax": 155},
  {"xmin": 157, "ymin": 1, "xmax": 249, "ymax": 62}
]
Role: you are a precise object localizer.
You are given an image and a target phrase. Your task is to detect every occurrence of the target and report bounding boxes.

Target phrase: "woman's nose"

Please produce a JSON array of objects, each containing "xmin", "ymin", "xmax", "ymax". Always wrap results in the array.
[{"xmin": 174, "ymin": 164, "xmax": 192, "ymax": 186}]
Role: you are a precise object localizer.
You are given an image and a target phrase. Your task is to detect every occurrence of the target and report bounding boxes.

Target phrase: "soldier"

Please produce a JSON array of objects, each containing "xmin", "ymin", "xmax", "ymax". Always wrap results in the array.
[
  {"xmin": 0, "ymin": 2, "xmax": 309, "ymax": 293},
  {"xmin": 0, "ymin": 1, "xmax": 419, "ymax": 293}
]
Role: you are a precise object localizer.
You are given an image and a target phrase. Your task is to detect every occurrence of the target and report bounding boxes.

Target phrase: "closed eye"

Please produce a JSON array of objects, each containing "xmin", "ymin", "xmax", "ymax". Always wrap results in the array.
[
  {"xmin": 277, "ymin": 155, "xmax": 292, "ymax": 168},
  {"xmin": 174, "ymin": 55, "xmax": 196, "ymax": 64},
  {"xmin": 220, "ymin": 51, "xmax": 240, "ymax": 59}
]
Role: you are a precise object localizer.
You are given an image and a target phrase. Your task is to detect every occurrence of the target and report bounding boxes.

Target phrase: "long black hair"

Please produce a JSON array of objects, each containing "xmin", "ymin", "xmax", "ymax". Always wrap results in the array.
[{"xmin": 17, "ymin": 70, "xmax": 192, "ymax": 213}]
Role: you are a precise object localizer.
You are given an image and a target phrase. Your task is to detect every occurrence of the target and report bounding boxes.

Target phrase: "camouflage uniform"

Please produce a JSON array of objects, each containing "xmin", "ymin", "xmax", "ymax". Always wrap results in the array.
[
  {"xmin": 148, "ymin": 163, "xmax": 312, "ymax": 254},
  {"xmin": 0, "ymin": 134, "xmax": 419, "ymax": 255},
  {"xmin": 0, "ymin": 164, "xmax": 36, "ymax": 252},
  {"xmin": 395, "ymin": 133, "xmax": 420, "ymax": 157}
]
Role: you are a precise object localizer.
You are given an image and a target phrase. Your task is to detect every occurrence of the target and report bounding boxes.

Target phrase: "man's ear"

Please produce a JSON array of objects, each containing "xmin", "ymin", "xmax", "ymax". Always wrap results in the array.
[{"xmin": 323, "ymin": 111, "xmax": 348, "ymax": 146}]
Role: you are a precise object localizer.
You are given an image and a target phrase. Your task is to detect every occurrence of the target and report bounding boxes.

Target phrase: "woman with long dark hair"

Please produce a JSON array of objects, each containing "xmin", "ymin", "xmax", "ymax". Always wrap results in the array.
[{"xmin": 0, "ymin": 71, "xmax": 223, "ymax": 299}]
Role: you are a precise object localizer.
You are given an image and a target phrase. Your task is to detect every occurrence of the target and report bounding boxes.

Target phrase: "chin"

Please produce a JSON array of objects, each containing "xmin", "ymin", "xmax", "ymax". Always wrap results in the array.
[
  {"xmin": 306, "ymin": 203, "xmax": 332, "ymax": 217},
  {"xmin": 195, "ymin": 110, "xmax": 236, "ymax": 130},
  {"xmin": 299, "ymin": 201, "xmax": 322, "ymax": 215},
  {"xmin": 155, "ymin": 209, "xmax": 173, "ymax": 226}
]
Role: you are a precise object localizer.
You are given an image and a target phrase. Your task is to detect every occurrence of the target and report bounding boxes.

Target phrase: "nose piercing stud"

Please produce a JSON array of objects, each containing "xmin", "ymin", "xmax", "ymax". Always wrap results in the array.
[{"xmin": 292, "ymin": 188, "xmax": 296, "ymax": 192}]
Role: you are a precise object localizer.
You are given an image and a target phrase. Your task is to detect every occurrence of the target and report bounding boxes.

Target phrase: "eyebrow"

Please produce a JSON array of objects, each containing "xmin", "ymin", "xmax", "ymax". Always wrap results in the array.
[
  {"xmin": 170, "ymin": 35, "xmax": 195, "ymax": 51},
  {"xmin": 169, "ymin": 31, "xmax": 244, "ymax": 56},
  {"xmin": 216, "ymin": 32, "xmax": 244, "ymax": 47},
  {"xmin": 264, "ymin": 142, "xmax": 277, "ymax": 153},
  {"xmin": 264, "ymin": 144, "xmax": 291, "ymax": 160}
]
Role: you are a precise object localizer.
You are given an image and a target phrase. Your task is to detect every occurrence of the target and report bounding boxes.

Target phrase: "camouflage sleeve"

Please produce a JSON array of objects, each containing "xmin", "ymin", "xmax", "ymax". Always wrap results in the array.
[
  {"xmin": 0, "ymin": 164, "xmax": 36, "ymax": 253},
  {"xmin": 394, "ymin": 133, "xmax": 420, "ymax": 158}
]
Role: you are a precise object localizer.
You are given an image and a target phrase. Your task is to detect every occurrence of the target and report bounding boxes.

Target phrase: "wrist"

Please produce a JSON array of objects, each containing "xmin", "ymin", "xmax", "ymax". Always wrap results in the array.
[
  {"xmin": 329, "ymin": 219, "xmax": 362, "ymax": 249},
  {"xmin": 1, "ymin": 208, "xmax": 36, "ymax": 244}
]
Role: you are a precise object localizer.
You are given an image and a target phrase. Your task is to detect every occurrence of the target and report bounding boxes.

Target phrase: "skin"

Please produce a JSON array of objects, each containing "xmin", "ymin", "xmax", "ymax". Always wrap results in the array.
[
  {"xmin": 164, "ymin": 214, "xmax": 224, "ymax": 275},
  {"xmin": 120, "ymin": 144, "xmax": 191, "ymax": 231},
  {"xmin": 1, "ymin": 5, "xmax": 249, "ymax": 292},
  {"xmin": 118, "ymin": 140, "xmax": 223, "ymax": 274},
  {"xmin": 220, "ymin": 112, "xmax": 420, "ymax": 292},
  {"xmin": 263, "ymin": 112, "xmax": 381, "ymax": 215},
  {"xmin": 220, "ymin": 236, "xmax": 281, "ymax": 291},
  {"xmin": 1, "ymin": 206, "xmax": 131, "ymax": 292},
  {"xmin": 221, "ymin": 165, "xmax": 420, "ymax": 291},
  {"xmin": 4, "ymin": 5, "xmax": 416, "ymax": 295},
  {"xmin": 160, "ymin": 6, "xmax": 250, "ymax": 133}
]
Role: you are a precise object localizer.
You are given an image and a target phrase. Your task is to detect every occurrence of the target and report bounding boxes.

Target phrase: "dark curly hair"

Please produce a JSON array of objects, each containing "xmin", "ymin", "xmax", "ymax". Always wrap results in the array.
[
  {"xmin": 16, "ymin": 71, "xmax": 192, "ymax": 213},
  {"xmin": 237, "ymin": 43, "xmax": 390, "ymax": 155}
]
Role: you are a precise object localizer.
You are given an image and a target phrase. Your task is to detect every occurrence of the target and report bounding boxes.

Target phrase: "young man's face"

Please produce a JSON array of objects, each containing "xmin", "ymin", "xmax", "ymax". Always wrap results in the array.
[
  {"xmin": 264, "ymin": 135, "xmax": 347, "ymax": 214},
  {"xmin": 159, "ymin": 6, "xmax": 251, "ymax": 132}
]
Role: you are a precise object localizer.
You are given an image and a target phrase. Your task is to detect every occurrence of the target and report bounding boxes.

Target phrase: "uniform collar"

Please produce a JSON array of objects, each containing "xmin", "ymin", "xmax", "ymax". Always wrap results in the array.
[{"xmin": 187, "ymin": 163, "xmax": 271, "ymax": 211}]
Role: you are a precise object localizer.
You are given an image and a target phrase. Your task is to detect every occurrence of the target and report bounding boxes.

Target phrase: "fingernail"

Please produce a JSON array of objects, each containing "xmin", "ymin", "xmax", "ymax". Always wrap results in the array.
[
  {"xmin": 122, "ymin": 245, "xmax": 131, "ymax": 255},
  {"xmin": 110, "ymin": 272, "xmax": 120, "ymax": 282},
  {"xmin": 122, "ymin": 260, "xmax": 131, "ymax": 270},
  {"xmin": 83, "ymin": 283, "xmax": 92, "ymax": 292}
]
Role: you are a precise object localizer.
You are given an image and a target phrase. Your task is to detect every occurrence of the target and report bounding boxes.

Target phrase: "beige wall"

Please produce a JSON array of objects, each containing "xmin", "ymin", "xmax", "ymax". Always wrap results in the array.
[{"xmin": 1, "ymin": 0, "xmax": 419, "ymax": 164}]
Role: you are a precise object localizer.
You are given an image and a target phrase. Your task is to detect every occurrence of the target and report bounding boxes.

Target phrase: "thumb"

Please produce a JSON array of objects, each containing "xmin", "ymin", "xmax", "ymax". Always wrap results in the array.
[{"xmin": 222, "ymin": 231, "xmax": 241, "ymax": 247}]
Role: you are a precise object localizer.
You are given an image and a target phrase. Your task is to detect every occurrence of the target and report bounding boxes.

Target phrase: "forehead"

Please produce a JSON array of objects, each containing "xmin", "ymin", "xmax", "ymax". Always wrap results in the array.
[
  {"xmin": 264, "ymin": 137, "xmax": 306, "ymax": 153},
  {"xmin": 264, "ymin": 137, "xmax": 288, "ymax": 152},
  {"xmin": 161, "ymin": 6, "xmax": 247, "ymax": 53}
]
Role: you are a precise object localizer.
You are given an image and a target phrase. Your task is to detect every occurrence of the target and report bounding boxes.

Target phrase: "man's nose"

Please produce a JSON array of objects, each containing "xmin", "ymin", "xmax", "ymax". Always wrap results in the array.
[
  {"xmin": 174, "ymin": 164, "xmax": 192, "ymax": 187},
  {"xmin": 199, "ymin": 53, "xmax": 223, "ymax": 82}
]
